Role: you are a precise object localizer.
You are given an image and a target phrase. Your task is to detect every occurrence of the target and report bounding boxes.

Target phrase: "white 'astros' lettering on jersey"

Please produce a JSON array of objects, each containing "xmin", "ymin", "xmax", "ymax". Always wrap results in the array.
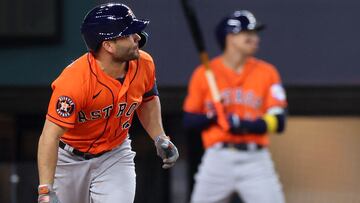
[{"xmin": 219, "ymin": 88, "xmax": 262, "ymax": 109}]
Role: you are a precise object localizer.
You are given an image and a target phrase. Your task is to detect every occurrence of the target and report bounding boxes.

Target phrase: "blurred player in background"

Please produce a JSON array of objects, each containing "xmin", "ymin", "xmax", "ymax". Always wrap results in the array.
[
  {"xmin": 183, "ymin": 10, "xmax": 287, "ymax": 203},
  {"xmin": 37, "ymin": 3, "xmax": 178, "ymax": 203}
]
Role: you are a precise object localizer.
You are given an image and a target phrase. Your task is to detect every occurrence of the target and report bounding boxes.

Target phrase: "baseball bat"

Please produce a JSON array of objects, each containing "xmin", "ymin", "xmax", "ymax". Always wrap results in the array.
[{"xmin": 180, "ymin": 0, "xmax": 230, "ymax": 131}]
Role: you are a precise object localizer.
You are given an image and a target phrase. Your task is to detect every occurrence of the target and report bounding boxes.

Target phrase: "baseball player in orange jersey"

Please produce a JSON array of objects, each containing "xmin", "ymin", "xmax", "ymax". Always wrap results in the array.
[
  {"xmin": 183, "ymin": 11, "xmax": 287, "ymax": 203},
  {"xmin": 37, "ymin": 3, "xmax": 179, "ymax": 203}
]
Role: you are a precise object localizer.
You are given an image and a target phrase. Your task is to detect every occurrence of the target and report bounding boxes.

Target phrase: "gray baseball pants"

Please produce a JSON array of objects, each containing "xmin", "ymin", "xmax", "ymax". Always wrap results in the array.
[
  {"xmin": 53, "ymin": 139, "xmax": 136, "ymax": 203},
  {"xmin": 191, "ymin": 143, "xmax": 285, "ymax": 203}
]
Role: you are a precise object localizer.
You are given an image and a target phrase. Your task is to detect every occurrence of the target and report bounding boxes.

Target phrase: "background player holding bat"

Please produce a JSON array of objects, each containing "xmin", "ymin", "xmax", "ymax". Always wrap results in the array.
[
  {"xmin": 37, "ymin": 3, "xmax": 179, "ymax": 203},
  {"xmin": 183, "ymin": 10, "xmax": 287, "ymax": 203}
]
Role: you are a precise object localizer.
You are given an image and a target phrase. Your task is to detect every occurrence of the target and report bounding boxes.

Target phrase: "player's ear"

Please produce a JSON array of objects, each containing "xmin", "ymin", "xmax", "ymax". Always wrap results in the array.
[{"xmin": 101, "ymin": 40, "xmax": 116, "ymax": 54}]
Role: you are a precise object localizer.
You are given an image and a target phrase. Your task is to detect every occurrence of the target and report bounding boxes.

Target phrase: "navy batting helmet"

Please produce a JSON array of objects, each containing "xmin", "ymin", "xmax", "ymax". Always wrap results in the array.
[
  {"xmin": 81, "ymin": 3, "xmax": 150, "ymax": 52},
  {"xmin": 216, "ymin": 10, "xmax": 265, "ymax": 49}
]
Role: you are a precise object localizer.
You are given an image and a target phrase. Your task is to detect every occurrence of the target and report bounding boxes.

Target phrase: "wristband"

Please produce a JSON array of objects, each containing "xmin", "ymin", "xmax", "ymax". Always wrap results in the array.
[
  {"xmin": 38, "ymin": 184, "xmax": 53, "ymax": 195},
  {"xmin": 262, "ymin": 114, "xmax": 278, "ymax": 133}
]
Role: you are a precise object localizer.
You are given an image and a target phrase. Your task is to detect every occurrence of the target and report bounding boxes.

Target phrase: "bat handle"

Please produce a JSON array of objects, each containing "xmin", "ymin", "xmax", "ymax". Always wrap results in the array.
[
  {"xmin": 199, "ymin": 52, "xmax": 210, "ymax": 67},
  {"xmin": 201, "ymin": 54, "xmax": 230, "ymax": 131}
]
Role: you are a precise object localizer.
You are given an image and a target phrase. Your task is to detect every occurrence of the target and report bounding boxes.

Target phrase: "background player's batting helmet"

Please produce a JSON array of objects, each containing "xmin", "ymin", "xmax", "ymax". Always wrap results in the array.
[
  {"xmin": 81, "ymin": 3, "xmax": 150, "ymax": 52},
  {"xmin": 216, "ymin": 10, "xmax": 265, "ymax": 49}
]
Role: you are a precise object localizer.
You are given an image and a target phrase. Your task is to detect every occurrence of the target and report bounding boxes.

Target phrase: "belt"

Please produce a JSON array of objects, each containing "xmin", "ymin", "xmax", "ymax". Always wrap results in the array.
[
  {"xmin": 59, "ymin": 140, "xmax": 107, "ymax": 160},
  {"xmin": 222, "ymin": 142, "xmax": 264, "ymax": 151}
]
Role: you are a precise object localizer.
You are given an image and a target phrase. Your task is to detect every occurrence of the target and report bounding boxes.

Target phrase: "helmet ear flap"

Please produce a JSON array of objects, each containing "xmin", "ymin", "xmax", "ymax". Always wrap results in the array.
[{"xmin": 138, "ymin": 31, "xmax": 148, "ymax": 48}]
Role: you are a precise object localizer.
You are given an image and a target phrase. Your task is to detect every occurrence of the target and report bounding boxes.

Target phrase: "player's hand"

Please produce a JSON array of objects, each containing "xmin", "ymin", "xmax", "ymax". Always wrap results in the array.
[
  {"xmin": 38, "ymin": 184, "xmax": 61, "ymax": 203},
  {"xmin": 228, "ymin": 114, "xmax": 245, "ymax": 134},
  {"xmin": 154, "ymin": 135, "xmax": 179, "ymax": 169}
]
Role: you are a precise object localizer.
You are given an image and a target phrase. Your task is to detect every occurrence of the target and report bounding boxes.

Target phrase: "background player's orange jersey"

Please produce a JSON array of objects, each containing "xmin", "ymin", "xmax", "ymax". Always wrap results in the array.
[
  {"xmin": 184, "ymin": 56, "xmax": 287, "ymax": 148},
  {"xmin": 47, "ymin": 50, "xmax": 156, "ymax": 154}
]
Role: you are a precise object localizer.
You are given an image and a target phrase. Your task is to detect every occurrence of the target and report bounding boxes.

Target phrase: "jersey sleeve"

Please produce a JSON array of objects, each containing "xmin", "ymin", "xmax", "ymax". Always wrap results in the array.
[
  {"xmin": 143, "ymin": 81, "xmax": 159, "ymax": 102},
  {"xmin": 141, "ymin": 52, "xmax": 158, "ymax": 102},
  {"xmin": 183, "ymin": 67, "xmax": 208, "ymax": 113},
  {"xmin": 262, "ymin": 66, "xmax": 287, "ymax": 111},
  {"xmin": 46, "ymin": 72, "xmax": 85, "ymax": 129}
]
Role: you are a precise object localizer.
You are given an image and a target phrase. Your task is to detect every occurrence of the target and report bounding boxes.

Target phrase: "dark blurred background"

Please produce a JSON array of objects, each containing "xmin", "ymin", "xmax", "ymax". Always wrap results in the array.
[{"xmin": 0, "ymin": 0, "xmax": 359, "ymax": 203}]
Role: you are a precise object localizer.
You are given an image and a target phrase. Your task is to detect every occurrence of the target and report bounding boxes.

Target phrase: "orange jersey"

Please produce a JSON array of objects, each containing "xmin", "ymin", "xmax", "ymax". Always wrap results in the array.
[
  {"xmin": 183, "ymin": 56, "xmax": 287, "ymax": 148},
  {"xmin": 47, "ymin": 50, "xmax": 156, "ymax": 154}
]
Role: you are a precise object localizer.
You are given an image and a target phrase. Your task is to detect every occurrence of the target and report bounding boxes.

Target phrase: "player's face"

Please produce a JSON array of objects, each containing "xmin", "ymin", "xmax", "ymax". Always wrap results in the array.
[
  {"xmin": 108, "ymin": 33, "xmax": 141, "ymax": 62},
  {"xmin": 228, "ymin": 31, "xmax": 260, "ymax": 56}
]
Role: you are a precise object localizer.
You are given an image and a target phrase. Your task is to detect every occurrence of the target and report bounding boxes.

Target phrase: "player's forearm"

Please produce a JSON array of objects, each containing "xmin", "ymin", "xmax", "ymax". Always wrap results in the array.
[
  {"xmin": 37, "ymin": 120, "xmax": 66, "ymax": 185},
  {"xmin": 37, "ymin": 134, "xmax": 60, "ymax": 185},
  {"xmin": 137, "ymin": 96, "xmax": 165, "ymax": 140},
  {"xmin": 183, "ymin": 112, "xmax": 216, "ymax": 130},
  {"xmin": 229, "ymin": 113, "xmax": 286, "ymax": 135}
]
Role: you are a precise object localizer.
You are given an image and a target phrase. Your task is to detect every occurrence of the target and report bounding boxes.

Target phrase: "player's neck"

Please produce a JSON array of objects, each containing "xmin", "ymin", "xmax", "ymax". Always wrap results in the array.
[
  {"xmin": 96, "ymin": 58, "xmax": 127, "ymax": 79},
  {"xmin": 222, "ymin": 50, "xmax": 248, "ymax": 72}
]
